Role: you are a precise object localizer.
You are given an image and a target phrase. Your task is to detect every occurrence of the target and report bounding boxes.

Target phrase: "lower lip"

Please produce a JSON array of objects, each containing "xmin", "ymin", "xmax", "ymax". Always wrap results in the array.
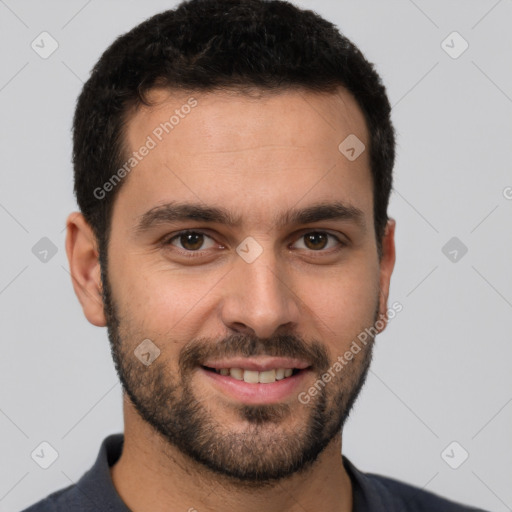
[{"xmin": 199, "ymin": 367, "xmax": 311, "ymax": 404}]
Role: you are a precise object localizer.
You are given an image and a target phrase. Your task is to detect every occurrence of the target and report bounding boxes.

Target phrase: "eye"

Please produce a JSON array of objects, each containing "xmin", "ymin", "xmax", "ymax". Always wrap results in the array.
[
  {"xmin": 292, "ymin": 231, "xmax": 343, "ymax": 251},
  {"xmin": 165, "ymin": 231, "xmax": 217, "ymax": 252}
]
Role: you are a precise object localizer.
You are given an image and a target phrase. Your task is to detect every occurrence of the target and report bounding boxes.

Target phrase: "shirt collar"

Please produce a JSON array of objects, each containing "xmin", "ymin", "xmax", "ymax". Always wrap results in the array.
[{"xmin": 76, "ymin": 433, "xmax": 130, "ymax": 511}]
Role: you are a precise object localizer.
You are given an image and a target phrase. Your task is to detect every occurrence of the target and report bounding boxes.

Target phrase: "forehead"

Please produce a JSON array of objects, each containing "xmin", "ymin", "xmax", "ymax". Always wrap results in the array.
[
  {"xmin": 128, "ymin": 86, "xmax": 368, "ymax": 153},
  {"xmin": 115, "ymin": 87, "xmax": 373, "ymax": 233}
]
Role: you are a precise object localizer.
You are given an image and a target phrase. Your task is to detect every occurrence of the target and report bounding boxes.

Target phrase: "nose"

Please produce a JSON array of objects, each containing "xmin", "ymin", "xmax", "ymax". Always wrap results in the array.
[{"xmin": 219, "ymin": 248, "xmax": 301, "ymax": 339}]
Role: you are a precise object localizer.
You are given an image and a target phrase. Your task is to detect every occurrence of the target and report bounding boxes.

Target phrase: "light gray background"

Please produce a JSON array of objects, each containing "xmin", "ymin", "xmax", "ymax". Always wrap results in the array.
[{"xmin": 1, "ymin": 1, "xmax": 511, "ymax": 511}]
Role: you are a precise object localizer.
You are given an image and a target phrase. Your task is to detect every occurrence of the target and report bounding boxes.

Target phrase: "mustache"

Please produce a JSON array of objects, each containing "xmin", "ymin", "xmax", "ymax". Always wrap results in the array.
[{"xmin": 178, "ymin": 332, "xmax": 330, "ymax": 373}]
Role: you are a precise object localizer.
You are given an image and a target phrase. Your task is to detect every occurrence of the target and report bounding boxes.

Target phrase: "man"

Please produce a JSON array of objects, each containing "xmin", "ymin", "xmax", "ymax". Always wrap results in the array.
[{"xmin": 22, "ymin": 0, "xmax": 488, "ymax": 510}]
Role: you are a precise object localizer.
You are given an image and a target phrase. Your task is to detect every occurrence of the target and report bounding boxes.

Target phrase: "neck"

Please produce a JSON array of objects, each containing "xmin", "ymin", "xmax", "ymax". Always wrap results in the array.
[{"xmin": 110, "ymin": 399, "xmax": 353, "ymax": 512}]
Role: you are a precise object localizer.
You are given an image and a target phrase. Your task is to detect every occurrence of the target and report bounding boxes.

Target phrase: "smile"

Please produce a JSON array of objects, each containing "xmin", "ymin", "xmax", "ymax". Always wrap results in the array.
[{"xmin": 203, "ymin": 366, "xmax": 300, "ymax": 384}]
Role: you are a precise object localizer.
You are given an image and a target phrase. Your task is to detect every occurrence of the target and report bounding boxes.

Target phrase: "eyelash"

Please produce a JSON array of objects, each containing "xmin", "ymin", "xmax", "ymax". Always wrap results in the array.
[{"xmin": 162, "ymin": 230, "xmax": 346, "ymax": 257}]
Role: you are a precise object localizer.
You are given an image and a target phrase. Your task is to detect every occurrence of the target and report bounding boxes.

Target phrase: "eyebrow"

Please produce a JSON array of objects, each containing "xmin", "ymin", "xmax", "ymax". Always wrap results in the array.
[{"xmin": 132, "ymin": 200, "xmax": 367, "ymax": 235}]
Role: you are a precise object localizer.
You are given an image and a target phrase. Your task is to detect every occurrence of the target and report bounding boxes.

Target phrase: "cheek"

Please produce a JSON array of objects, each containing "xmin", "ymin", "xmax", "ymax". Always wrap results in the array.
[
  {"xmin": 295, "ymin": 263, "xmax": 379, "ymax": 341},
  {"xmin": 113, "ymin": 261, "xmax": 214, "ymax": 338}
]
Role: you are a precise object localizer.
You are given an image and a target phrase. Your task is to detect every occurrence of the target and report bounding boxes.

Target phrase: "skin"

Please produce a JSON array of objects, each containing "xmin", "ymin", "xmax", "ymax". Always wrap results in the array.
[{"xmin": 66, "ymin": 87, "xmax": 396, "ymax": 512}]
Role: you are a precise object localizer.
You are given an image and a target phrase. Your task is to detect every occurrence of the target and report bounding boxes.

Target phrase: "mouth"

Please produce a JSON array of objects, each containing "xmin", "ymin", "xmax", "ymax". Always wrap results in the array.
[{"xmin": 199, "ymin": 357, "xmax": 313, "ymax": 404}]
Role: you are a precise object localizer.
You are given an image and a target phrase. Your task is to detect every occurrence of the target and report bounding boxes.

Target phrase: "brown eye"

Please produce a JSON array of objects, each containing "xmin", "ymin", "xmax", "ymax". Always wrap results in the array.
[
  {"xmin": 293, "ymin": 232, "xmax": 342, "ymax": 251},
  {"xmin": 180, "ymin": 232, "xmax": 204, "ymax": 250},
  {"xmin": 304, "ymin": 232, "xmax": 328, "ymax": 250},
  {"xmin": 167, "ymin": 231, "xmax": 215, "ymax": 251}
]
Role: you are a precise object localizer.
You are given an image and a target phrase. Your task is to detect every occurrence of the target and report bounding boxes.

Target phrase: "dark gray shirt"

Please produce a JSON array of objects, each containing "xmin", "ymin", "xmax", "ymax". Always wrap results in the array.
[{"xmin": 21, "ymin": 433, "xmax": 488, "ymax": 512}]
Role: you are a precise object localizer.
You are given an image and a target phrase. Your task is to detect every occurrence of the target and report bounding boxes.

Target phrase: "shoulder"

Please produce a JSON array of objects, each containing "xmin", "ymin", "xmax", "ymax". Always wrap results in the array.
[
  {"xmin": 343, "ymin": 456, "xmax": 489, "ymax": 512},
  {"xmin": 20, "ymin": 433, "xmax": 125, "ymax": 512},
  {"xmin": 366, "ymin": 472, "xmax": 488, "ymax": 512},
  {"xmin": 20, "ymin": 484, "xmax": 77, "ymax": 512}
]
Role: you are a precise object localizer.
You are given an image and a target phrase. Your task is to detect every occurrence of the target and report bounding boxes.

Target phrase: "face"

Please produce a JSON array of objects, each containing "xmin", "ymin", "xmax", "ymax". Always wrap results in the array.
[{"xmin": 81, "ymin": 87, "xmax": 395, "ymax": 484}]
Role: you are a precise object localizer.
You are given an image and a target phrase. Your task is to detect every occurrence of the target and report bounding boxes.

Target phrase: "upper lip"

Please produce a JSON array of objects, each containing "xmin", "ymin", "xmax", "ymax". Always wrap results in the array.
[{"xmin": 202, "ymin": 357, "xmax": 311, "ymax": 372}]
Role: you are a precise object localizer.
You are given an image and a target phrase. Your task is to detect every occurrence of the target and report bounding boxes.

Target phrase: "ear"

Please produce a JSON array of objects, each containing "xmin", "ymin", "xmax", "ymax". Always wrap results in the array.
[
  {"xmin": 376, "ymin": 218, "xmax": 396, "ymax": 333},
  {"xmin": 65, "ymin": 212, "xmax": 106, "ymax": 327}
]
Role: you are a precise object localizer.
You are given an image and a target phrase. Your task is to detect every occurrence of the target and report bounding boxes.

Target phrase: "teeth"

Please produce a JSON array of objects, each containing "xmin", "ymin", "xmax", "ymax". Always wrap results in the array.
[
  {"xmin": 259, "ymin": 369, "xmax": 276, "ymax": 383},
  {"xmin": 243, "ymin": 370, "xmax": 259, "ymax": 384},
  {"xmin": 230, "ymin": 368, "xmax": 244, "ymax": 380},
  {"xmin": 213, "ymin": 367, "xmax": 297, "ymax": 383}
]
